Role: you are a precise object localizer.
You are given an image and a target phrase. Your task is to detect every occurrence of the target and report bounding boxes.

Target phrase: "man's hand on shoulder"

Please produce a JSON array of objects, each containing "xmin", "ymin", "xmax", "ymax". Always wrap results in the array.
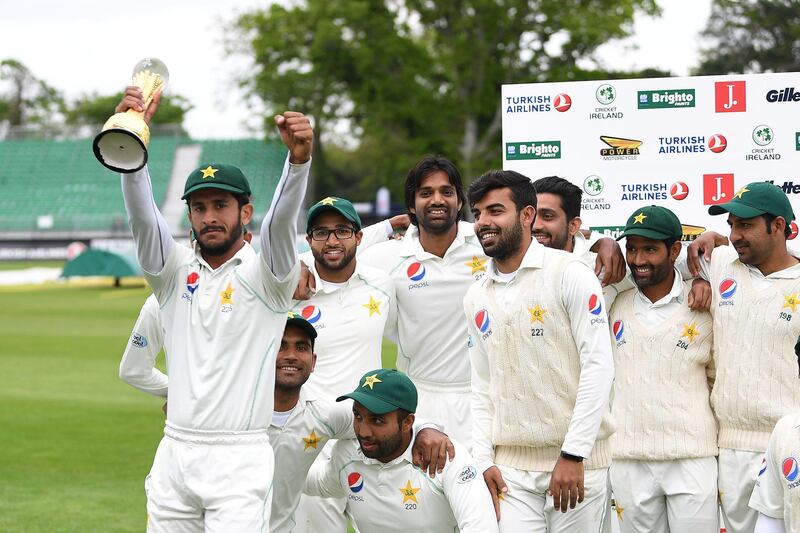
[{"xmin": 412, "ymin": 428, "xmax": 455, "ymax": 478}]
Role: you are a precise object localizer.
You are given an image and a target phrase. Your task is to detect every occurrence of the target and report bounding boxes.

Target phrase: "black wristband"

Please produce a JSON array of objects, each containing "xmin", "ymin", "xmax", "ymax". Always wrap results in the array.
[{"xmin": 560, "ymin": 451, "xmax": 584, "ymax": 462}]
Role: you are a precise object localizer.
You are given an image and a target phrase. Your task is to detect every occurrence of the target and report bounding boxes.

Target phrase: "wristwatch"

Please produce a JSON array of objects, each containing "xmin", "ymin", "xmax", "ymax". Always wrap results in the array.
[{"xmin": 560, "ymin": 451, "xmax": 584, "ymax": 462}]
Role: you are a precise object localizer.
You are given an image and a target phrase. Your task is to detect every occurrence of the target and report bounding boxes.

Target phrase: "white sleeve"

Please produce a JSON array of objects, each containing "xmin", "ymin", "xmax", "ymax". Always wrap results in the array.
[
  {"xmin": 754, "ymin": 514, "xmax": 786, "ymax": 533},
  {"xmin": 443, "ymin": 446, "xmax": 500, "ymax": 533},
  {"xmin": 750, "ymin": 424, "xmax": 786, "ymax": 520},
  {"xmin": 258, "ymin": 155, "xmax": 310, "ymax": 281},
  {"xmin": 465, "ymin": 293, "xmax": 495, "ymax": 474},
  {"xmin": 119, "ymin": 295, "xmax": 168, "ymax": 397},
  {"xmin": 325, "ymin": 401, "xmax": 357, "ymax": 441},
  {"xmin": 357, "ymin": 220, "xmax": 393, "ymax": 254},
  {"xmin": 303, "ymin": 440, "xmax": 349, "ymax": 498},
  {"xmin": 675, "ymin": 243, "xmax": 712, "ymax": 282},
  {"xmin": 383, "ymin": 280, "xmax": 399, "ymax": 343},
  {"xmin": 120, "ymin": 166, "xmax": 176, "ymax": 278},
  {"xmin": 560, "ymin": 261, "xmax": 614, "ymax": 458}
]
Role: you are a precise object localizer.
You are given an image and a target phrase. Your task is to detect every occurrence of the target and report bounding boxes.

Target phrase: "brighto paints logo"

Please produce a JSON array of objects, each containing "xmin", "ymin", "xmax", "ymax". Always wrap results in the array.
[
  {"xmin": 506, "ymin": 141, "xmax": 561, "ymax": 160},
  {"xmin": 638, "ymin": 89, "xmax": 695, "ymax": 109}
]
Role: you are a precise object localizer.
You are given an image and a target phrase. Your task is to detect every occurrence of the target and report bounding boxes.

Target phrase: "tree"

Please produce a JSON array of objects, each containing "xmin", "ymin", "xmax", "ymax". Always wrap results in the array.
[
  {"xmin": 66, "ymin": 92, "xmax": 193, "ymax": 136},
  {"xmin": 231, "ymin": 0, "xmax": 660, "ymax": 200},
  {"xmin": 0, "ymin": 59, "xmax": 64, "ymax": 128},
  {"xmin": 696, "ymin": 0, "xmax": 800, "ymax": 75}
]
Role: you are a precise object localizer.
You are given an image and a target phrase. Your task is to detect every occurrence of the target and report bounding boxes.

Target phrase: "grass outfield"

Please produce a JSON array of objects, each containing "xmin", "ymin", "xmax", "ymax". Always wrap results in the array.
[{"xmin": 0, "ymin": 281, "xmax": 397, "ymax": 532}]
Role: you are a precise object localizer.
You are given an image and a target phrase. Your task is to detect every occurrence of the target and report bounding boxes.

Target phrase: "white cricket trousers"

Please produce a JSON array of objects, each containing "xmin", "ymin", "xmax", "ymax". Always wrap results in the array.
[
  {"xmin": 719, "ymin": 448, "xmax": 764, "ymax": 533},
  {"xmin": 414, "ymin": 378, "xmax": 472, "ymax": 452},
  {"xmin": 609, "ymin": 457, "xmax": 719, "ymax": 533},
  {"xmin": 145, "ymin": 423, "xmax": 274, "ymax": 533},
  {"xmin": 497, "ymin": 464, "xmax": 609, "ymax": 532}
]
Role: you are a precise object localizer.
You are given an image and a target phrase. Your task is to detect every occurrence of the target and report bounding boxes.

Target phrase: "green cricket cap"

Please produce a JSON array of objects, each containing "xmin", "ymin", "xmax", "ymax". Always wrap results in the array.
[
  {"xmin": 307, "ymin": 197, "xmax": 362, "ymax": 230},
  {"xmin": 336, "ymin": 369, "xmax": 418, "ymax": 415},
  {"xmin": 182, "ymin": 164, "xmax": 252, "ymax": 201},
  {"xmin": 285, "ymin": 312, "xmax": 317, "ymax": 346},
  {"xmin": 618, "ymin": 205, "xmax": 683, "ymax": 241},
  {"xmin": 708, "ymin": 181, "xmax": 795, "ymax": 223}
]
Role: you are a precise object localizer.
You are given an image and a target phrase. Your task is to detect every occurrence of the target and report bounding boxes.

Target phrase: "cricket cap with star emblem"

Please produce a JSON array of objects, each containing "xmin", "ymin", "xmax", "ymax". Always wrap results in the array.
[
  {"xmin": 708, "ymin": 181, "xmax": 795, "ymax": 223},
  {"xmin": 285, "ymin": 312, "xmax": 318, "ymax": 347},
  {"xmin": 306, "ymin": 196, "xmax": 362, "ymax": 230},
  {"xmin": 336, "ymin": 368, "xmax": 418, "ymax": 414},
  {"xmin": 181, "ymin": 163, "xmax": 252, "ymax": 201},
  {"xmin": 618, "ymin": 205, "xmax": 683, "ymax": 241}
]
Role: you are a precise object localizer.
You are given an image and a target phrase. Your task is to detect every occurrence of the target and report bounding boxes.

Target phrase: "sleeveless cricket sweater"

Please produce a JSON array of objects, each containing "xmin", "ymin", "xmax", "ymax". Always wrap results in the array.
[
  {"xmin": 610, "ymin": 284, "xmax": 717, "ymax": 460},
  {"xmin": 464, "ymin": 250, "xmax": 614, "ymax": 471},
  {"xmin": 710, "ymin": 246, "xmax": 800, "ymax": 452}
]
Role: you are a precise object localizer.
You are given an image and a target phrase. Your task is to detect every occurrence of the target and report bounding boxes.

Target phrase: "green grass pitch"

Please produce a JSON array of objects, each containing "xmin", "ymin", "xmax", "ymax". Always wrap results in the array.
[{"xmin": 0, "ymin": 280, "xmax": 397, "ymax": 532}]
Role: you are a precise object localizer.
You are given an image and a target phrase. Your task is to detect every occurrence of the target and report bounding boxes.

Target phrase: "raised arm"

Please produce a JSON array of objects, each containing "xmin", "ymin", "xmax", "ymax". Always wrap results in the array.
[
  {"xmin": 116, "ymin": 87, "xmax": 176, "ymax": 276},
  {"xmin": 259, "ymin": 112, "xmax": 313, "ymax": 281}
]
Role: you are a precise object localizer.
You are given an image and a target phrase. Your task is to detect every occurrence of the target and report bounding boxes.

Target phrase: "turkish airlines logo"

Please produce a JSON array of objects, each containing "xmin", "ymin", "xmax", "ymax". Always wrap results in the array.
[
  {"xmin": 715, "ymin": 81, "xmax": 746, "ymax": 113},
  {"xmin": 703, "ymin": 173, "xmax": 734, "ymax": 205}
]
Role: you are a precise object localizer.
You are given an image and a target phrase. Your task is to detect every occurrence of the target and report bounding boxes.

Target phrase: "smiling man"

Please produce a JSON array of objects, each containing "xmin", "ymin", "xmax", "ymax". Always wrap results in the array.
[
  {"xmin": 688, "ymin": 182, "xmax": 800, "ymax": 533},
  {"xmin": 464, "ymin": 170, "xmax": 614, "ymax": 532},
  {"xmin": 608, "ymin": 206, "xmax": 718, "ymax": 533},
  {"xmin": 304, "ymin": 368, "xmax": 498, "ymax": 533}
]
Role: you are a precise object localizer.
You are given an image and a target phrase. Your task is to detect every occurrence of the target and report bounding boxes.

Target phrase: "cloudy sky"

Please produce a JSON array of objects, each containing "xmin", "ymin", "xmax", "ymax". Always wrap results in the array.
[{"xmin": 1, "ymin": 0, "xmax": 711, "ymax": 139}]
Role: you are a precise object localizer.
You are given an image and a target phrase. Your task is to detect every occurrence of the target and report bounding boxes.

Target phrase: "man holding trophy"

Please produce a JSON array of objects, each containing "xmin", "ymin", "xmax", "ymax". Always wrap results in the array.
[{"xmin": 108, "ymin": 59, "xmax": 314, "ymax": 531}]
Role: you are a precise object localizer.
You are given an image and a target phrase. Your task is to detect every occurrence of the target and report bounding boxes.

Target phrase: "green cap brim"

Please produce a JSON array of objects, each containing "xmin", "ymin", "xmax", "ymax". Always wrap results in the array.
[
  {"xmin": 285, "ymin": 317, "xmax": 317, "ymax": 342},
  {"xmin": 617, "ymin": 228, "xmax": 676, "ymax": 241},
  {"xmin": 182, "ymin": 182, "xmax": 249, "ymax": 201},
  {"xmin": 336, "ymin": 392, "xmax": 398, "ymax": 415},
  {"xmin": 707, "ymin": 202, "xmax": 766, "ymax": 218},
  {"xmin": 307, "ymin": 205, "xmax": 361, "ymax": 230}
]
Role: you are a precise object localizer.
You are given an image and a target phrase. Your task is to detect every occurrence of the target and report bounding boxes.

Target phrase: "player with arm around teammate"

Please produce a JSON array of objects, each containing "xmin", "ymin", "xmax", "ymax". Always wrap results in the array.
[{"xmin": 304, "ymin": 368, "xmax": 498, "ymax": 533}]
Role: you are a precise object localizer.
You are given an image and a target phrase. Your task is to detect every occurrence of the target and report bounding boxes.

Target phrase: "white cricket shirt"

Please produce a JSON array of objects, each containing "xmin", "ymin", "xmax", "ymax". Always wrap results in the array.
[
  {"xmin": 119, "ymin": 294, "xmax": 168, "ymax": 397},
  {"xmin": 291, "ymin": 259, "xmax": 396, "ymax": 400},
  {"xmin": 359, "ymin": 221, "xmax": 488, "ymax": 389},
  {"xmin": 305, "ymin": 434, "xmax": 498, "ymax": 533},
  {"xmin": 268, "ymin": 391, "xmax": 354, "ymax": 533},
  {"xmin": 750, "ymin": 412, "xmax": 800, "ymax": 531}
]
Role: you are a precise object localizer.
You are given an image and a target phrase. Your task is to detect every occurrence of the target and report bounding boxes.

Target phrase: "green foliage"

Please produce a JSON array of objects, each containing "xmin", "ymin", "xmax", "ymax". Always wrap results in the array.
[
  {"xmin": 67, "ymin": 92, "xmax": 193, "ymax": 135},
  {"xmin": 0, "ymin": 59, "xmax": 65, "ymax": 128},
  {"xmin": 230, "ymin": 0, "xmax": 660, "ymax": 201},
  {"xmin": 696, "ymin": 0, "xmax": 800, "ymax": 75}
]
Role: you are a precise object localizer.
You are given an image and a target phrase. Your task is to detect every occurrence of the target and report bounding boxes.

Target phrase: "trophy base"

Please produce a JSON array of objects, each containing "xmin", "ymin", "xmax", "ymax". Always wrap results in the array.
[{"xmin": 93, "ymin": 128, "xmax": 148, "ymax": 173}]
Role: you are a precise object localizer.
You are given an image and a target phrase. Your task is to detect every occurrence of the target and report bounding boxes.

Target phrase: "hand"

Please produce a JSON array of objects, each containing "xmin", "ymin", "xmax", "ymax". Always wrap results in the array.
[
  {"xmin": 388, "ymin": 214, "xmax": 411, "ymax": 232},
  {"xmin": 412, "ymin": 428, "xmax": 455, "ymax": 478},
  {"xmin": 292, "ymin": 261, "xmax": 316, "ymax": 300},
  {"xmin": 274, "ymin": 111, "xmax": 313, "ymax": 164},
  {"xmin": 161, "ymin": 401, "xmax": 167, "ymax": 416},
  {"xmin": 483, "ymin": 466, "xmax": 507, "ymax": 521},
  {"xmin": 549, "ymin": 456, "xmax": 584, "ymax": 512},
  {"xmin": 687, "ymin": 278, "xmax": 712, "ymax": 311},
  {"xmin": 115, "ymin": 86, "xmax": 161, "ymax": 123},
  {"xmin": 592, "ymin": 237, "xmax": 626, "ymax": 287},
  {"xmin": 686, "ymin": 231, "xmax": 728, "ymax": 277}
]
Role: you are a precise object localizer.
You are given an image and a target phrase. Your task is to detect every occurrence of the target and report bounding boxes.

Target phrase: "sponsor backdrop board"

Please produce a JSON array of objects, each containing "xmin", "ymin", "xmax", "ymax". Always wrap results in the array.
[{"xmin": 501, "ymin": 72, "xmax": 800, "ymax": 242}]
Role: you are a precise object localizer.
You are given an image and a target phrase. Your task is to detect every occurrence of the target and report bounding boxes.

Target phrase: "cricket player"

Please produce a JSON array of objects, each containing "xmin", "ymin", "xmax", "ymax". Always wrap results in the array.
[
  {"xmin": 290, "ymin": 196, "xmax": 397, "ymax": 532},
  {"xmin": 609, "ymin": 206, "xmax": 718, "ymax": 532},
  {"xmin": 270, "ymin": 313, "xmax": 454, "ymax": 533},
  {"xmin": 115, "ymin": 86, "xmax": 311, "ymax": 531},
  {"xmin": 464, "ymin": 170, "xmax": 615, "ymax": 532},
  {"xmin": 686, "ymin": 182, "xmax": 800, "ymax": 533},
  {"xmin": 119, "ymin": 294, "xmax": 167, "ymax": 398},
  {"xmin": 748, "ymin": 340, "xmax": 800, "ymax": 533},
  {"xmin": 305, "ymin": 368, "xmax": 499, "ymax": 532}
]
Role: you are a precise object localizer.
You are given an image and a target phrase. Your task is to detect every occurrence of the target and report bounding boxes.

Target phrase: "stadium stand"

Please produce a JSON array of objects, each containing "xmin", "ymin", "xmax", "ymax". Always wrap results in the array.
[{"xmin": 0, "ymin": 137, "xmax": 287, "ymax": 234}]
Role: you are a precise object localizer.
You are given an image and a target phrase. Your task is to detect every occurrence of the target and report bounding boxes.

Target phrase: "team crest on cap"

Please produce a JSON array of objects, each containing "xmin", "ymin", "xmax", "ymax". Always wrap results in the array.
[
  {"xmin": 407, "ymin": 262, "xmax": 426, "ymax": 281},
  {"xmin": 302, "ymin": 305, "xmax": 322, "ymax": 324},
  {"xmin": 348, "ymin": 472, "xmax": 364, "ymax": 493},
  {"xmin": 362, "ymin": 373, "xmax": 382, "ymax": 389},
  {"xmin": 589, "ymin": 294, "xmax": 603, "ymax": 315},
  {"xmin": 475, "ymin": 309, "xmax": 490, "ymax": 333},
  {"xmin": 719, "ymin": 278, "xmax": 737, "ymax": 300},
  {"xmin": 186, "ymin": 272, "xmax": 200, "ymax": 294},
  {"xmin": 199, "ymin": 166, "xmax": 218, "ymax": 179},
  {"xmin": 783, "ymin": 457, "xmax": 799, "ymax": 482},
  {"xmin": 612, "ymin": 320, "xmax": 624, "ymax": 342}
]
